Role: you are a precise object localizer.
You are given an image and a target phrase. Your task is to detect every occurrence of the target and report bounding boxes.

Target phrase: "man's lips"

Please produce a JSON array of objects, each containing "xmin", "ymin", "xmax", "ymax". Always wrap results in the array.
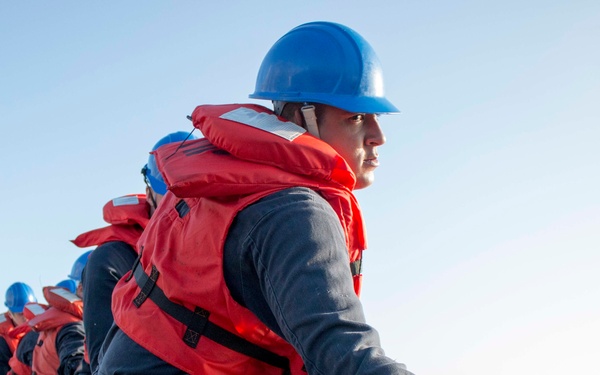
[{"xmin": 363, "ymin": 157, "xmax": 380, "ymax": 167}]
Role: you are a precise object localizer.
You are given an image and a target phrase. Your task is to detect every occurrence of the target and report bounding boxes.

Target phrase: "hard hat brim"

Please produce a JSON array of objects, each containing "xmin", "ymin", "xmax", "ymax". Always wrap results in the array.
[{"xmin": 250, "ymin": 92, "xmax": 400, "ymax": 114}]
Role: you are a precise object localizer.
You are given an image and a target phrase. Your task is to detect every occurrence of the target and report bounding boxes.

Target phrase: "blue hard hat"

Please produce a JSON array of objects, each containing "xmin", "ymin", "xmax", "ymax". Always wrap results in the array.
[
  {"xmin": 142, "ymin": 131, "xmax": 197, "ymax": 195},
  {"xmin": 249, "ymin": 21, "xmax": 399, "ymax": 114},
  {"xmin": 4, "ymin": 282, "xmax": 37, "ymax": 313},
  {"xmin": 69, "ymin": 250, "xmax": 93, "ymax": 282},
  {"xmin": 56, "ymin": 279, "xmax": 78, "ymax": 294}
]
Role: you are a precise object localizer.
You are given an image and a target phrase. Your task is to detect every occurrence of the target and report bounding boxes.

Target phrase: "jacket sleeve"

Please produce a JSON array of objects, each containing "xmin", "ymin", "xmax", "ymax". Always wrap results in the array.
[
  {"xmin": 81, "ymin": 241, "xmax": 137, "ymax": 372},
  {"xmin": 55, "ymin": 322, "xmax": 85, "ymax": 375},
  {"xmin": 15, "ymin": 330, "xmax": 39, "ymax": 367},
  {"xmin": 0, "ymin": 337, "xmax": 11, "ymax": 375},
  {"xmin": 224, "ymin": 187, "xmax": 414, "ymax": 375}
]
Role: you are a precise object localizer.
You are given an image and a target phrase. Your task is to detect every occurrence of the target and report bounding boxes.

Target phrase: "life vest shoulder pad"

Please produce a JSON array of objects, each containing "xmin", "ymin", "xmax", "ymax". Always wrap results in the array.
[
  {"xmin": 23, "ymin": 302, "xmax": 50, "ymax": 321},
  {"xmin": 71, "ymin": 194, "xmax": 148, "ymax": 249},
  {"xmin": 42, "ymin": 287, "xmax": 83, "ymax": 319},
  {"xmin": 103, "ymin": 194, "xmax": 149, "ymax": 227},
  {"xmin": 28, "ymin": 307, "xmax": 81, "ymax": 332}
]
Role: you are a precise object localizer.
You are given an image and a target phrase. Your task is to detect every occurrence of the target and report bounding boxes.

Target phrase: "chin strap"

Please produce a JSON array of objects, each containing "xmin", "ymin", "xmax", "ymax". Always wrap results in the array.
[{"xmin": 301, "ymin": 104, "xmax": 320, "ymax": 138}]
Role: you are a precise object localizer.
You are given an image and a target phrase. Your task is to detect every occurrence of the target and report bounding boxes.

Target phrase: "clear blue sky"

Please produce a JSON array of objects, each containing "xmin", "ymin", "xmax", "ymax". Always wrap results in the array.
[{"xmin": 1, "ymin": 1, "xmax": 599, "ymax": 374}]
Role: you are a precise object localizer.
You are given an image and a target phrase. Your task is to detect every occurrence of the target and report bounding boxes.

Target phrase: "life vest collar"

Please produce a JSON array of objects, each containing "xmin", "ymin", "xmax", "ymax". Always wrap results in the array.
[
  {"xmin": 71, "ymin": 194, "xmax": 148, "ymax": 250},
  {"xmin": 42, "ymin": 286, "xmax": 83, "ymax": 319}
]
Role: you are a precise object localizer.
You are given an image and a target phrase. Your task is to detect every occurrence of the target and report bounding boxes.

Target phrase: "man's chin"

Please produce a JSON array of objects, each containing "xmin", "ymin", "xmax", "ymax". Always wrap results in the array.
[{"xmin": 354, "ymin": 175, "xmax": 375, "ymax": 190}]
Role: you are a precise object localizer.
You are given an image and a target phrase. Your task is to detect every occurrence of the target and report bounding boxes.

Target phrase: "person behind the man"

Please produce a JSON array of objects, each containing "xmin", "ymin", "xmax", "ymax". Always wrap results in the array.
[
  {"xmin": 25, "ymin": 280, "xmax": 85, "ymax": 375},
  {"xmin": 71, "ymin": 131, "xmax": 196, "ymax": 373},
  {"xmin": 62, "ymin": 251, "xmax": 91, "ymax": 375},
  {"xmin": 3, "ymin": 282, "xmax": 39, "ymax": 375},
  {"xmin": 1, "ymin": 308, "xmax": 21, "ymax": 373},
  {"xmin": 0, "ymin": 317, "xmax": 12, "ymax": 375},
  {"xmin": 98, "ymin": 21, "xmax": 414, "ymax": 375}
]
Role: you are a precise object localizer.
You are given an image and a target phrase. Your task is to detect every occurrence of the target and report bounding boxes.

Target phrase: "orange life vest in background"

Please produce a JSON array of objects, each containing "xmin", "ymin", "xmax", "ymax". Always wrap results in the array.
[
  {"xmin": 7, "ymin": 323, "xmax": 36, "ymax": 375},
  {"xmin": 28, "ymin": 288, "xmax": 83, "ymax": 375},
  {"xmin": 0, "ymin": 312, "xmax": 17, "ymax": 353},
  {"xmin": 4, "ymin": 303, "xmax": 52, "ymax": 375},
  {"xmin": 112, "ymin": 104, "xmax": 366, "ymax": 374},
  {"xmin": 71, "ymin": 194, "xmax": 149, "ymax": 250}
]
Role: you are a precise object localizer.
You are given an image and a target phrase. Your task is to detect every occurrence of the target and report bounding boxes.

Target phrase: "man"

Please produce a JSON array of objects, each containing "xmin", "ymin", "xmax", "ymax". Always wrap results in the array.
[
  {"xmin": 72, "ymin": 194, "xmax": 146, "ymax": 374},
  {"xmin": 99, "ymin": 21, "xmax": 413, "ymax": 374},
  {"xmin": 71, "ymin": 131, "xmax": 196, "ymax": 373},
  {"xmin": 25, "ymin": 282, "xmax": 85, "ymax": 375},
  {"xmin": 3, "ymin": 282, "xmax": 39, "ymax": 375}
]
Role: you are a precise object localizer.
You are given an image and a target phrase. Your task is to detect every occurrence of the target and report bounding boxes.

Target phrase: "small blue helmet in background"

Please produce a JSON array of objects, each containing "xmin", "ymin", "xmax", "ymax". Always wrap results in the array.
[
  {"xmin": 69, "ymin": 250, "xmax": 93, "ymax": 282},
  {"xmin": 5, "ymin": 282, "xmax": 37, "ymax": 313},
  {"xmin": 141, "ymin": 131, "xmax": 197, "ymax": 195},
  {"xmin": 56, "ymin": 279, "xmax": 78, "ymax": 294}
]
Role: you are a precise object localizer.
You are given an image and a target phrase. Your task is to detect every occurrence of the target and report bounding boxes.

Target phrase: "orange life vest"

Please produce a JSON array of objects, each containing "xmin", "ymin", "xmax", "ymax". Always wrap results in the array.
[
  {"xmin": 0, "ymin": 312, "xmax": 17, "ymax": 353},
  {"xmin": 4, "ymin": 303, "xmax": 53, "ymax": 375},
  {"xmin": 112, "ymin": 104, "xmax": 366, "ymax": 375},
  {"xmin": 7, "ymin": 322, "xmax": 35, "ymax": 375},
  {"xmin": 71, "ymin": 194, "xmax": 149, "ymax": 250},
  {"xmin": 28, "ymin": 288, "xmax": 83, "ymax": 375}
]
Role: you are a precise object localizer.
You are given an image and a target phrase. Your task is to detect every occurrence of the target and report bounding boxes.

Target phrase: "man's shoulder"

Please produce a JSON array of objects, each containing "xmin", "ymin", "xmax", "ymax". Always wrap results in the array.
[
  {"xmin": 232, "ymin": 187, "xmax": 340, "ymax": 237},
  {"xmin": 84, "ymin": 240, "xmax": 137, "ymax": 273},
  {"xmin": 88, "ymin": 241, "xmax": 137, "ymax": 262},
  {"xmin": 95, "ymin": 240, "xmax": 135, "ymax": 252},
  {"xmin": 258, "ymin": 186, "xmax": 328, "ymax": 205},
  {"xmin": 245, "ymin": 187, "xmax": 332, "ymax": 216}
]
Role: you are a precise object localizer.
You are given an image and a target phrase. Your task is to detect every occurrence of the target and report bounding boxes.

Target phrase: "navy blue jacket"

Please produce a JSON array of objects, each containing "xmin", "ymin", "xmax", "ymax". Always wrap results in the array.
[
  {"xmin": 81, "ymin": 240, "xmax": 137, "ymax": 372},
  {"xmin": 98, "ymin": 188, "xmax": 412, "ymax": 375}
]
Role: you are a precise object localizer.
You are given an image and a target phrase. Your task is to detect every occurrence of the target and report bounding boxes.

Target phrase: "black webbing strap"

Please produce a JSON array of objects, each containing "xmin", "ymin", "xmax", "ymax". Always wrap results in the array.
[
  {"xmin": 175, "ymin": 199, "xmax": 190, "ymax": 218},
  {"xmin": 132, "ymin": 264, "xmax": 291, "ymax": 372},
  {"xmin": 133, "ymin": 264, "xmax": 159, "ymax": 307},
  {"xmin": 350, "ymin": 258, "xmax": 362, "ymax": 276}
]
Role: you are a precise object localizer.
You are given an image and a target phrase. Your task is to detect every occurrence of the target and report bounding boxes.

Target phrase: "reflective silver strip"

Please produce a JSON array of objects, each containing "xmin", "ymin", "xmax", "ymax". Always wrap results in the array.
[
  {"xmin": 50, "ymin": 288, "xmax": 81, "ymax": 303},
  {"xmin": 220, "ymin": 107, "xmax": 305, "ymax": 141},
  {"xmin": 113, "ymin": 195, "xmax": 140, "ymax": 206},
  {"xmin": 26, "ymin": 303, "xmax": 47, "ymax": 316}
]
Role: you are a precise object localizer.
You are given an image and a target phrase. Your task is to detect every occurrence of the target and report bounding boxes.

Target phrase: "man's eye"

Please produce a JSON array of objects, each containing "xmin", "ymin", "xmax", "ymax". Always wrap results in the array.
[{"xmin": 350, "ymin": 114, "xmax": 365, "ymax": 122}]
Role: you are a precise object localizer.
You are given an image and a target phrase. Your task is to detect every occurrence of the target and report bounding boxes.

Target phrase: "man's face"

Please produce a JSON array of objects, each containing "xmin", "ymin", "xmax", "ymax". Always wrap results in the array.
[
  {"xmin": 145, "ymin": 186, "xmax": 164, "ymax": 217},
  {"xmin": 8, "ymin": 311, "xmax": 26, "ymax": 325},
  {"xmin": 317, "ymin": 105, "xmax": 386, "ymax": 190}
]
